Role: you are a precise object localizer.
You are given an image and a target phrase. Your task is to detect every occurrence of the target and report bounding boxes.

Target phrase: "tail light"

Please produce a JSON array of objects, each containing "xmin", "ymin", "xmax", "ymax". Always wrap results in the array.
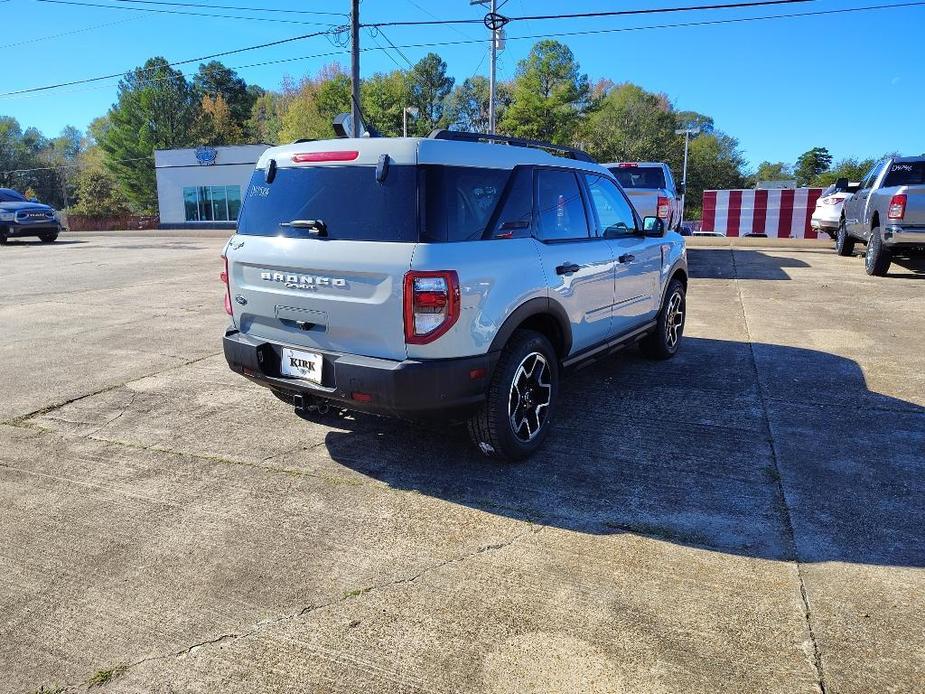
[
  {"xmin": 403, "ymin": 271, "xmax": 460, "ymax": 345},
  {"xmin": 292, "ymin": 151, "xmax": 359, "ymax": 163},
  {"xmin": 220, "ymin": 255, "xmax": 232, "ymax": 316},
  {"xmin": 823, "ymin": 196, "xmax": 842, "ymax": 206},
  {"xmin": 888, "ymin": 194, "xmax": 907, "ymax": 220},
  {"xmin": 657, "ymin": 196, "xmax": 670, "ymax": 219}
]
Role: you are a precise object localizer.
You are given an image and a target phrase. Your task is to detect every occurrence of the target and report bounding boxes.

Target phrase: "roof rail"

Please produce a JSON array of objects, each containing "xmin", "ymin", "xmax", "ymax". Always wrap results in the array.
[{"xmin": 427, "ymin": 129, "xmax": 595, "ymax": 163}]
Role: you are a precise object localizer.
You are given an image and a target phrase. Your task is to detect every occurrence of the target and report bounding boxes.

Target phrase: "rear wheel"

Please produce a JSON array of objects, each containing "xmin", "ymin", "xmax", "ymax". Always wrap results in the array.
[
  {"xmin": 468, "ymin": 330, "xmax": 558, "ymax": 461},
  {"xmin": 0, "ymin": 235, "xmax": 7, "ymax": 245},
  {"xmin": 640, "ymin": 279, "xmax": 686, "ymax": 360},
  {"xmin": 835, "ymin": 220, "xmax": 855, "ymax": 256},
  {"xmin": 865, "ymin": 227, "xmax": 891, "ymax": 276},
  {"xmin": 39, "ymin": 233, "xmax": 58, "ymax": 243}
]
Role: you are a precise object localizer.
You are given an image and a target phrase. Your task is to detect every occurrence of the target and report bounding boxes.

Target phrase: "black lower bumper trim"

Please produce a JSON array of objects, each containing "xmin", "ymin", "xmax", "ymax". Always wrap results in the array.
[{"xmin": 223, "ymin": 329, "xmax": 498, "ymax": 420}]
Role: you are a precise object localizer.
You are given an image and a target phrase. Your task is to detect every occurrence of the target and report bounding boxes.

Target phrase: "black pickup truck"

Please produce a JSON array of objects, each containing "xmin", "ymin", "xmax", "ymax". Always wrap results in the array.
[{"xmin": 0, "ymin": 188, "xmax": 64, "ymax": 244}]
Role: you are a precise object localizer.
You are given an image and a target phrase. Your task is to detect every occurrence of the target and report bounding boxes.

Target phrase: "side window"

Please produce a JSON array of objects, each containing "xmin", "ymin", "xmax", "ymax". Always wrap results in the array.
[
  {"xmin": 535, "ymin": 169, "xmax": 590, "ymax": 241},
  {"xmin": 862, "ymin": 162, "xmax": 883, "ymax": 190},
  {"xmin": 584, "ymin": 173, "xmax": 637, "ymax": 237},
  {"xmin": 489, "ymin": 166, "xmax": 533, "ymax": 239},
  {"xmin": 664, "ymin": 167, "xmax": 675, "ymax": 193}
]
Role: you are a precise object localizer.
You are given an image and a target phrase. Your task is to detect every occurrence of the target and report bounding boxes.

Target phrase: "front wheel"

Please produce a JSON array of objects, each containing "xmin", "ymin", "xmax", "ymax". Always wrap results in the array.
[
  {"xmin": 39, "ymin": 233, "xmax": 58, "ymax": 243},
  {"xmin": 468, "ymin": 330, "xmax": 558, "ymax": 461},
  {"xmin": 835, "ymin": 221, "xmax": 855, "ymax": 256},
  {"xmin": 865, "ymin": 227, "xmax": 891, "ymax": 276},
  {"xmin": 640, "ymin": 279, "xmax": 686, "ymax": 360}
]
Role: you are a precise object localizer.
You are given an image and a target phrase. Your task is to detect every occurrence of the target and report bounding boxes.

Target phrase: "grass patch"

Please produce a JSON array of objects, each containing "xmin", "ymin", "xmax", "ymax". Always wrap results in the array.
[
  {"xmin": 342, "ymin": 586, "xmax": 373, "ymax": 599},
  {"xmin": 86, "ymin": 665, "xmax": 127, "ymax": 688}
]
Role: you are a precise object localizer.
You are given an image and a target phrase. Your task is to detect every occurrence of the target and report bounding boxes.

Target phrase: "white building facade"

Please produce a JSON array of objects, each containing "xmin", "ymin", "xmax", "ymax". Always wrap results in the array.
[{"xmin": 154, "ymin": 144, "xmax": 268, "ymax": 229}]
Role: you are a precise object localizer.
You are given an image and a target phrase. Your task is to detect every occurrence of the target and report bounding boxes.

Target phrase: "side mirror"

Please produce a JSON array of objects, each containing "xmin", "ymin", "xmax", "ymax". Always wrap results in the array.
[{"xmin": 642, "ymin": 216, "xmax": 665, "ymax": 236}]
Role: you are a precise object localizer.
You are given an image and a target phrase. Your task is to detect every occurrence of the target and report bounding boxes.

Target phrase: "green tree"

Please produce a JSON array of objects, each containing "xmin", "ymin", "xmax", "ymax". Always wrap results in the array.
[
  {"xmin": 193, "ymin": 61, "xmax": 256, "ymax": 133},
  {"xmin": 71, "ymin": 145, "xmax": 129, "ymax": 217},
  {"xmin": 197, "ymin": 94, "xmax": 245, "ymax": 145},
  {"xmin": 675, "ymin": 110, "xmax": 715, "ymax": 134},
  {"xmin": 794, "ymin": 146, "xmax": 833, "ymax": 186},
  {"xmin": 581, "ymin": 83, "xmax": 680, "ymax": 170},
  {"xmin": 278, "ymin": 65, "xmax": 351, "ymax": 142},
  {"xmin": 361, "ymin": 70, "xmax": 411, "ymax": 136},
  {"xmin": 446, "ymin": 76, "xmax": 512, "ymax": 133},
  {"xmin": 407, "ymin": 53, "xmax": 454, "ymax": 135},
  {"xmin": 753, "ymin": 161, "xmax": 794, "ymax": 183},
  {"xmin": 500, "ymin": 40, "xmax": 589, "ymax": 143},
  {"xmin": 685, "ymin": 132, "xmax": 748, "ymax": 219},
  {"xmin": 247, "ymin": 91, "xmax": 284, "ymax": 144},
  {"xmin": 98, "ymin": 57, "xmax": 200, "ymax": 212},
  {"xmin": 813, "ymin": 157, "xmax": 875, "ymax": 187}
]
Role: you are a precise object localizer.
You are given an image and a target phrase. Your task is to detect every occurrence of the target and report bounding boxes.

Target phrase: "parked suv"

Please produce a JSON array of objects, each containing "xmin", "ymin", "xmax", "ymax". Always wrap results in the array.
[
  {"xmin": 811, "ymin": 178, "xmax": 859, "ymax": 240},
  {"xmin": 604, "ymin": 162, "xmax": 682, "ymax": 231},
  {"xmin": 222, "ymin": 131, "xmax": 688, "ymax": 460},
  {"xmin": 837, "ymin": 156, "xmax": 925, "ymax": 275},
  {"xmin": 0, "ymin": 188, "xmax": 63, "ymax": 244}
]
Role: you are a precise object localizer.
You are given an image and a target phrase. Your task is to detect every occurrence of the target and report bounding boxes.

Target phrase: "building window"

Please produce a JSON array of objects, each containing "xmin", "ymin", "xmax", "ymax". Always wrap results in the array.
[{"xmin": 182, "ymin": 185, "xmax": 242, "ymax": 222}]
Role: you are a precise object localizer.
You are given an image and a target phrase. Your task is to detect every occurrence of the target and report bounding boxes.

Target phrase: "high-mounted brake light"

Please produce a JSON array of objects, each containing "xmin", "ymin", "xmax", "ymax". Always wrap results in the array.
[
  {"xmin": 888, "ymin": 194, "xmax": 907, "ymax": 220},
  {"xmin": 221, "ymin": 255, "xmax": 233, "ymax": 316},
  {"xmin": 403, "ymin": 271, "xmax": 460, "ymax": 345},
  {"xmin": 292, "ymin": 151, "xmax": 359, "ymax": 163},
  {"xmin": 617, "ymin": 162, "xmax": 638, "ymax": 168},
  {"xmin": 657, "ymin": 195, "xmax": 671, "ymax": 219}
]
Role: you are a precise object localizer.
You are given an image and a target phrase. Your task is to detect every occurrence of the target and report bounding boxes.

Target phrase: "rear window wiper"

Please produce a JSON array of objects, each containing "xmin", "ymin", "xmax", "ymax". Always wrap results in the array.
[{"xmin": 279, "ymin": 219, "xmax": 328, "ymax": 237}]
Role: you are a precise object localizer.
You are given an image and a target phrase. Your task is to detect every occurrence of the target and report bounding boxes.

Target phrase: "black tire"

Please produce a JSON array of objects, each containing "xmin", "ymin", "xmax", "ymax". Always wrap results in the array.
[
  {"xmin": 640, "ymin": 279, "xmax": 686, "ymax": 360},
  {"xmin": 467, "ymin": 329, "xmax": 558, "ymax": 461},
  {"xmin": 39, "ymin": 233, "xmax": 58, "ymax": 243},
  {"xmin": 0, "ymin": 235, "xmax": 7, "ymax": 245},
  {"xmin": 835, "ymin": 220, "xmax": 855, "ymax": 256},
  {"xmin": 865, "ymin": 227, "xmax": 891, "ymax": 276}
]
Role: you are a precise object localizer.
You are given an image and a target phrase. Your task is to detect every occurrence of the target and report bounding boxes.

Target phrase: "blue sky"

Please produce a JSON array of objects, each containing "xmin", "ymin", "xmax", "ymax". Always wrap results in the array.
[{"xmin": 2, "ymin": 0, "xmax": 923, "ymax": 169}]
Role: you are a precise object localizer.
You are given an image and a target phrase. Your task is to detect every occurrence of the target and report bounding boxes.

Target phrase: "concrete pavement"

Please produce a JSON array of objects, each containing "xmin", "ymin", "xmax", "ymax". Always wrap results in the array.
[{"xmin": 0, "ymin": 235, "xmax": 922, "ymax": 693}]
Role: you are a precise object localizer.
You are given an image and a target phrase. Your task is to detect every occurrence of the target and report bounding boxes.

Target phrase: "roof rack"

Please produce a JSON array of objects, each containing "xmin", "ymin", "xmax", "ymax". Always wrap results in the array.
[{"xmin": 428, "ymin": 129, "xmax": 595, "ymax": 163}]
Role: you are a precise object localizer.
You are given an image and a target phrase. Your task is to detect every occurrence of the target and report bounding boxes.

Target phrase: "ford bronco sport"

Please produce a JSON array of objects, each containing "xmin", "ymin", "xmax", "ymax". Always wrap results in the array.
[{"xmin": 222, "ymin": 131, "xmax": 688, "ymax": 460}]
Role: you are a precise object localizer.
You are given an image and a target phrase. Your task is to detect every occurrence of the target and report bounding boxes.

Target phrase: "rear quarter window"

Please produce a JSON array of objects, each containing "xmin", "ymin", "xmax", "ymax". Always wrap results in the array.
[{"xmin": 422, "ymin": 165, "xmax": 510, "ymax": 242}]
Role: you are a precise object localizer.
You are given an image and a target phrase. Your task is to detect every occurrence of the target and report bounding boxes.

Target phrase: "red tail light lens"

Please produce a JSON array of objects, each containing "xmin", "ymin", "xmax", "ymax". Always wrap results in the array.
[
  {"xmin": 403, "ymin": 271, "xmax": 460, "ymax": 345},
  {"xmin": 221, "ymin": 255, "xmax": 233, "ymax": 316},
  {"xmin": 617, "ymin": 162, "xmax": 638, "ymax": 168},
  {"xmin": 657, "ymin": 196, "xmax": 670, "ymax": 219},
  {"xmin": 292, "ymin": 151, "xmax": 359, "ymax": 163},
  {"xmin": 888, "ymin": 194, "xmax": 907, "ymax": 220}
]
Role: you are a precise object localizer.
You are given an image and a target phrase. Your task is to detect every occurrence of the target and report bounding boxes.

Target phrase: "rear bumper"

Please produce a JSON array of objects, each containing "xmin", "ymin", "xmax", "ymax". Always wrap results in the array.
[
  {"xmin": 223, "ymin": 329, "xmax": 497, "ymax": 420},
  {"xmin": 810, "ymin": 216, "xmax": 839, "ymax": 231},
  {"xmin": 883, "ymin": 224, "xmax": 925, "ymax": 249}
]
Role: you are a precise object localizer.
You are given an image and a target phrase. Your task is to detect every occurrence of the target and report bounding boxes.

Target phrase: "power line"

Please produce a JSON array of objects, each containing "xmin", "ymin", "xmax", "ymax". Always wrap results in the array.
[
  {"xmin": 4, "ymin": 0, "xmax": 924, "ymax": 100},
  {"xmin": 0, "ymin": 28, "xmax": 337, "ymax": 97},
  {"xmin": 361, "ymin": 0, "xmax": 814, "ymax": 27},
  {"xmin": 0, "ymin": 16, "xmax": 141, "ymax": 50},
  {"xmin": 104, "ymin": 0, "xmax": 346, "ymax": 17},
  {"xmin": 33, "ymin": 0, "xmax": 340, "ymax": 26}
]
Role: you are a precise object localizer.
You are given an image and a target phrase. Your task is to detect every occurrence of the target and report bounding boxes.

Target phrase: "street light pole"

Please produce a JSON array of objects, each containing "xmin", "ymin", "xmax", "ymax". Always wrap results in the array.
[
  {"xmin": 675, "ymin": 126, "xmax": 700, "ymax": 229},
  {"xmin": 402, "ymin": 106, "xmax": 418, "ymax": 137}
]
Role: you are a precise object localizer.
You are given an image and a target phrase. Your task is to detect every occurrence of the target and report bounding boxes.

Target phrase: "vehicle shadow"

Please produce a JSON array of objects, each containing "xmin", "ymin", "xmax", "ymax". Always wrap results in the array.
[
  {"xmin": 687, "ymin": 248, "xmax": 811, "ymax": 280},
  {"xmin": 323, "ymin": 337, "xmax": 924, "ymax": 568},
  {"xmin": 889, "ymin": 256, "xmax": 925, "ymax": 278},
  {"xmin": 0, "ymin": 238, "xmax": 85, "ymax": 247}
]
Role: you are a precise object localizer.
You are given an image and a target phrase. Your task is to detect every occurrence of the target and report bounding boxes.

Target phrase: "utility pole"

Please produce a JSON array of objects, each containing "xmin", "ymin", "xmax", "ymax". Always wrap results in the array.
[
  {"xmin": 350, "ymin": 0, "xmax": 361, "ymax": 137},
  {"xmin": 488, "ymin": 0, "xmax": 497, "ymax": 134}
]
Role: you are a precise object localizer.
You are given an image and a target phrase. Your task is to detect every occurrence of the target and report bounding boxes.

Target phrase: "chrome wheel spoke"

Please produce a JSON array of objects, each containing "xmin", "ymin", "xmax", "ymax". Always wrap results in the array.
[{"xmin": 508, "ymin": 351, "xmax": 553, "ymax": 443}]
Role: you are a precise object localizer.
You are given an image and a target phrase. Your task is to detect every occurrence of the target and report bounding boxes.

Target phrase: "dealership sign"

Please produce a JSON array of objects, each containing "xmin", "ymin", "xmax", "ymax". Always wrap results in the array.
[{"xmin": 195, "ymin": 146, "xmax": 218, "ymax": 166}]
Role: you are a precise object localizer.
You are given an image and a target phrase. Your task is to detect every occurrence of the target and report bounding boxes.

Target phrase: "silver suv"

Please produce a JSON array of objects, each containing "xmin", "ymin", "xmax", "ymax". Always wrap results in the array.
[{"xmin": 222, "ymin": 131, "xmax": 688, "ymax": 460}]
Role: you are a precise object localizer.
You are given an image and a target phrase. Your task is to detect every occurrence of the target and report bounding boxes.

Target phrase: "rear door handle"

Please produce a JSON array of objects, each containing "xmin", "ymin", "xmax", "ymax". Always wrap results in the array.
[
  {"xmin": 618, "ymin": 254, "xmax": 635, "ymax": 264},
  {"xmin": 556, "ymin": 262, "xmax": 580, "ymax": 275}
]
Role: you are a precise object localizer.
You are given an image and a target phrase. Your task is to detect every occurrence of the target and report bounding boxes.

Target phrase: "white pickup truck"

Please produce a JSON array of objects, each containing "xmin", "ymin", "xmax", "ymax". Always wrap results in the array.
[{"xmin": 604, "ymin": 162, "xmax": 682, "ymax": 231}]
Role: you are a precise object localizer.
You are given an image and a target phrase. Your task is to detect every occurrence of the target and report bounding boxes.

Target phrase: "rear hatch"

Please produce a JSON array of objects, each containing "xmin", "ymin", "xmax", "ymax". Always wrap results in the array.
[{"xmin": 225, "ymin": 142, "xmax": 419, "ymax": 361}]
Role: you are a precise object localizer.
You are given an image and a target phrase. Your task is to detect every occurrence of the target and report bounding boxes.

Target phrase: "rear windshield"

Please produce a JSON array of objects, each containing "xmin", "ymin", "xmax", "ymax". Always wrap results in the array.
[
  {"xmin": 608, "ymin": 166, "xmax": 666, "ymax": 189},
  {"xmin": 237, "ymin": 165, "xmax": 419, "ymax": 242},
  {"xmin": 884, "ymin": 161, "xmax": 925, "ymax": 187},
  {"xmin": 237, "ymin": 163, "xmax": 512, "ymax": 243}
]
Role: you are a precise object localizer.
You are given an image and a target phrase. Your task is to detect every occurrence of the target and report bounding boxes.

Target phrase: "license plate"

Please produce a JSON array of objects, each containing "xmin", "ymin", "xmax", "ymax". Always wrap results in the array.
[{"xmin": 280, "ymin": 347, "xmax": 323, "ymax": 384}]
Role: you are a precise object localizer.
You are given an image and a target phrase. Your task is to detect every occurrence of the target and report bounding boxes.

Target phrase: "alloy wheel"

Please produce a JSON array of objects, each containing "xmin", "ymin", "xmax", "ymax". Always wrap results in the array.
[
  {"xmin": 508, "ymin": 352, "xmax": 552, "ymax": 442},
  {"xmin": 666, "ymin": 290, "xmax": 685, "ymax": 349}
]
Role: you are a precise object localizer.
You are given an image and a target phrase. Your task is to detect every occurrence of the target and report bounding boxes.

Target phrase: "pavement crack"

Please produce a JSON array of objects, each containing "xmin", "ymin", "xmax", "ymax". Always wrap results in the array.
[{"xmin": 730, "ymin": 248, "xmax": 828, "ymax": 694}]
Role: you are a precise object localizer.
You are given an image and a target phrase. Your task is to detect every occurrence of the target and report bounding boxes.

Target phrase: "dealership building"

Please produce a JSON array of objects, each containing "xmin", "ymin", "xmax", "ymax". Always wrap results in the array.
[{"xmin": 154, "ymin": 144, "xmax": 268, "ymax": 229}]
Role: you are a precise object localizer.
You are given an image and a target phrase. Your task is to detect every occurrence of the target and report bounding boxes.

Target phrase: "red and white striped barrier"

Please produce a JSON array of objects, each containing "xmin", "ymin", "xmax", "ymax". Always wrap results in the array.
[{"xmin": 701, "ymin": 188, "xmax": 824, "ymax": 238}]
